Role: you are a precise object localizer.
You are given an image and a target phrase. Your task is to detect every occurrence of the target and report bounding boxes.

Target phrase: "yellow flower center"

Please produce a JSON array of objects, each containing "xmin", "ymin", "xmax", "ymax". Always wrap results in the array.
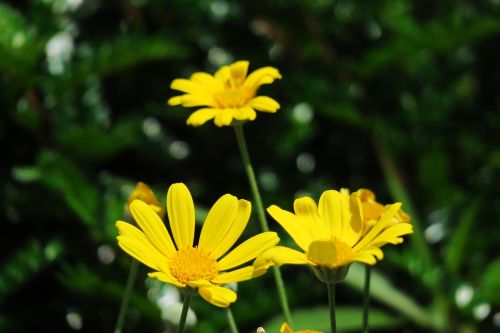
[
  {"xmin": 214, "ymin": 87, "xmax": 253, "ymax": 108},
  {"xmin": 169, "ymin": 247, "xmax": 218, "ymax": 284},
  {"xmin": 307, "ymin": 238, "xmax": 355, "ymax": 269}
]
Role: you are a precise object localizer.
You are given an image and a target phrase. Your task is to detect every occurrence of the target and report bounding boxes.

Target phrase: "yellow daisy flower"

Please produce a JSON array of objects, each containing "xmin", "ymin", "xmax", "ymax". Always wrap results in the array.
[
  {"xmin": 255, "ymin": 189, "xmax": 413, "ymax": 282},
  {"xmin": 168, "ymin": 60, "xmax": 282, "ymax": 127},
  {"xmin": 116, "ymin": 183, "xmax": 279, "ymax": 307},
  {"xmin": 280, "ymin": 322, "xmax": 323, "ymax": 333},
  {"xmin": 127, "ymin": 181, "xmax": 165, "ymax": 218}
]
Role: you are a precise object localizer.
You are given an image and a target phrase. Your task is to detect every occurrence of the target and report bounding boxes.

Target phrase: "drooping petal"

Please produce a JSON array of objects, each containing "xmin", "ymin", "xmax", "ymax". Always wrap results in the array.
[
  {"xmin": 186, "ymin": 108, "xmax": 217, "ymax": 126},
  {"xmin": 353, "ymin": 203, "xmax": 402, "ymax": 252},
  {"xmin": 129, "ymin": 200, "xmax": 176, "ymax": 256},
  {"xmin": 244, "ymin": 67, "xmax": 282, "ymax": 91},
  {"xmin": 234, "ymin": 106, "xmax": 257, "ymax": 121},
  {"xmin": 212, "ymin": 266, "xmax": 265, "ymax": 284},
  {"xmin": 253, "ymin": 246, "xmax": 311, "ymax": 269},
  {"xmin": 353, "ymin": 251, "xmax": 378, "ymax": 265},
  {"xmin": 166, "ymin": 183, "xmax": 195, "ymax": 249},
  {"xmin": 214, "ymin": 108, "xmax": 235, "ymax": 127},
  {"xmin": 116, "ymin": 225, "xmax": 166, "ymax": 271},
  {"xmin": 248, "ymin": 96, "xmax": 280, "ymax": 113},
  {"xmin": 368, "ymin": 223, "xmax": 413, "ymax": 248},
  {"xmin": 148, "ymin": 271, "xmax": 185, "ymax": 288},
  {"xmin": 267, "ymin": 205, "xmax": 312, "ymax": 251},
  {"xmin": 217, "ymin": 232, "xmax": 279, "ymax": 271},
  {"xmin": 198, "ymin": 194, "xmax": 238, "ymax": 251},
  {"xmin": 198, "ymin": 285, "xmax": 237, "ymax": 308},
  {"xmin": 210, "ymin": 199, "xmax": 251, "ymax": 260}
]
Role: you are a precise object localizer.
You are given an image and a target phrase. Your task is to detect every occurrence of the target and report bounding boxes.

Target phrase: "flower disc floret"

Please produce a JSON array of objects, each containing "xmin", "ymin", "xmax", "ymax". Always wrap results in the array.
[{"xmin": 169, "ymin": 247, "xmax": 218, "ymax": 284}]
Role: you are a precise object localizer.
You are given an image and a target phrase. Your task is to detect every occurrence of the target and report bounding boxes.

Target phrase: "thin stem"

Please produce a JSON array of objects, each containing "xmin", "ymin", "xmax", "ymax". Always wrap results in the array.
[
  {"xmin": 233, "ymin": 124, "xmax": 293, "ymax": 325},
  {"xmin": 114, "ymin": 259, "xmax": 139, "ymax": 333},
  {"xmin": 327, "ymin": 282, "xmax": 336, "ymax": 333},
  {"xmin": 226, "ymin": 307, "xmax": 240, "ymax": 333},
  {"xmin": 178, "ymin": 293, "xmax": 193, "ymax": 333},
  {"xmin": 362, "ymin": 265, "xmax": 371, "ymax": 333}
]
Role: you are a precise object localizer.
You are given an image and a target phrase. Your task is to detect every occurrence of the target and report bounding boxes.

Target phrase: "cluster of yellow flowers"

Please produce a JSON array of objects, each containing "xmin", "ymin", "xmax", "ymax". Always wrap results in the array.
[{"xmin": 115, "ymin": 61, "xmax": 413, "ymax": 332}]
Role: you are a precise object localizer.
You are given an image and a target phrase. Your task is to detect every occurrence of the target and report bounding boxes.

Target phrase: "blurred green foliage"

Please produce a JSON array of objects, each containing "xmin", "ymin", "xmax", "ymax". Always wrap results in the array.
[{"xmin": 1, "ymin": 0, "xmax": 499, "ymax": 332}]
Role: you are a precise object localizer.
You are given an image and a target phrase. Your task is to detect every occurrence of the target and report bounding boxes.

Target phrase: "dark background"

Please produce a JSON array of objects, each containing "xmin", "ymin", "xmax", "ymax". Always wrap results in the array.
[{"xmin": 1, "ymin": 0, "xmax": 500, "ymax": 332}]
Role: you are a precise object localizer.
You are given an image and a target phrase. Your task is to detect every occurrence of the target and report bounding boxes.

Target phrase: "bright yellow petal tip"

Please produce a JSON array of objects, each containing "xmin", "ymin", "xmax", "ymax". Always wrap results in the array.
[
  {"xmin": 116, "ymin": 182, "xmax": 276, "ymax": 307},
  {"xmin": 168, "ymin": 61, "xmax": 282, "ymax": 127}
]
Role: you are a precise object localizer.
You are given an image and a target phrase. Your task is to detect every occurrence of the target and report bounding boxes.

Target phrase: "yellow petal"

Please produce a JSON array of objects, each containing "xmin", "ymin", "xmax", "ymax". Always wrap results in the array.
[
  {"xmin": 341, "ymin": 193, "xmax": 364, "ymax": 247},
  {"xmin": 198, "ymin": 285, "xmax": 237, "ymax": 307},
  {"xmin": 229, "ymin": 60, "xmax": 250, "ymax": 83},
  {"xmin": 318, "ymin": 190, "xmax": 348, "ymax": 238},
  {"xmin": 129, "ymin": 200, "xmax": 176, "ymax": 256},
  {"xmin": 198, "ymin": 194, "xmax": 239, "ymax": 251},
  {"xmin": 168, "ymin": 95, "xmax": 183, "ymax": 105},
  {"xmin": 116, "ymin": 222, "xmax": 166, "ymax": 271},
  {"xmin": 217, "ymin": 232, "xmax": 279, "ymax": 271},
  {"xmin": 210, "ymin": 199, "xmax": 252, "ymax": 260},
  {"xmin": 267, "ymin": 205, "xmax": 312, "ymax": 251},
  {"xmin": 214, "ymin": 108, "xmax": 235, "ymax": 127},
  {"xmin": 177, "ymin": 94, "xmax": 216, "ymax": 107},
  {"xmin": 234, "ymin": 106, "xmax": 257, "ymax": 121},
  {"xmin": 148, "ymin": 271, "xmax": 185, "ymax": 288},
  {"xmin": 186, "ymin": 279, "xmax": 213, "ymax": 288},
  {"xmin": 253, "ymin": 246, "xmax": 311, "ymax": 268},
  {"xmin": 353, "ymin": 203, "xmax": 401, "ymax": 252},
  {"xmin": 212, "ymin": 265, "xmax": 265, "ymax": 284},
  {"xmin": 186, "ymin": 108, "xmax": 217, "ymax": 126},
  {"xmin": 280, "ymin": 323, "xmax": 294, "ymax": 333},
  {"xmin": 248, "ymin": 96, "xmax": 280, "ymax": 113},
  {"xmin": 190, "ymin": 72, "xmax": 222, "ymax": 93},
  {"xmin": 369, "ymin": 223, "xmax": 413, "ymax": 248},
  {"xmin": 293, "ymin": 196, "xmax": 325, "ymax": 239},
  {"xmin": 244, "ymin": 66, "xmax": 282, "ymax": 91},
  {"xmin": 215, "ymin": 65, "xmax": 231, "ymax": 83},
  {"xmin": 166, "ymin": 183, "xmax": 195, "ymax": 249},
  {"xmin": 353, "ymin": 251, "xmax": 378, "ymax": 265}
]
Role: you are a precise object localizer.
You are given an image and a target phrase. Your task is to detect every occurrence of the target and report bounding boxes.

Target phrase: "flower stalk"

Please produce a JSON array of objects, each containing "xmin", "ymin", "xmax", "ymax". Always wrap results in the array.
[
  {"xmin": 114, "ymin": 259, "xmax": 139, "ymax": 333},
  {"xmin": 178, "ymin": 293, "xmax": 193, "ymax": 333},
  {"xmin": 327, "ymin": 282, "xmax": 336, "ymax": 333},
  {"xmin": 362, "ymin": 265, "xmax": 371, "ymax": 333},
  {"xmin": 233, "ymin": 123, "xmax": 293, "ymax": 325},
  {"xmin": 226, "ymin": 307, "xmax": 240, "ymax": 333}
]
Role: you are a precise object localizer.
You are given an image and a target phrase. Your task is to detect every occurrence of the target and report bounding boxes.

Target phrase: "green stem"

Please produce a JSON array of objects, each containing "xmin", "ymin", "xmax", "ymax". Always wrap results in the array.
[
  {"xmin": 178, "ymin": 293, "xmax": 193, "ymax": 333},
  {"xmin": 233, "ymin": 124, "xmax": 293, "ymax": 325},
  {"xmin": 114, "ymin": 259, "xmax": 139, "ymax": 333},
  {"xmin": 327, "ymin": 282, "xmax": 336, "ymax": 333},
  {"xmin": 362, "ymin": 265, "xmax": 371, "ymax": 333},
  {"xmin": 226, "ymin": 307, "xmax": 240, "ymax": 333}
]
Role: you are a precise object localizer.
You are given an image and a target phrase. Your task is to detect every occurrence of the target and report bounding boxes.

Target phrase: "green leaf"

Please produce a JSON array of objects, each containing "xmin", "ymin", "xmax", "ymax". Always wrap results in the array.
[
  {"xmin": 444, "ymin": 200, "xmax": 481, "ymax": 274},
  {"xmin": 36, "ymin": 151, "xmax": 99, "ymax": 234},
  {"xmin": 263, "ymin": 305, "xmax": 402, "ymax": 332},
  {"xmin": 0, "ymin": 3, "xmax": 42, "ymax": 76},
  {"xmin": 479, "ymin": 259, "xmax": 500, "ymax": 305},
  {"xmin": 0, "ymin": 239, "xmax": 63, "ymax": 302},
  {"xmin": 344, "ymin": 263, "xmax": 435, "ymax": 329},
  {"xmin": 71, "ymin": 35, "xmax": 190, "ymax": 81}
]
